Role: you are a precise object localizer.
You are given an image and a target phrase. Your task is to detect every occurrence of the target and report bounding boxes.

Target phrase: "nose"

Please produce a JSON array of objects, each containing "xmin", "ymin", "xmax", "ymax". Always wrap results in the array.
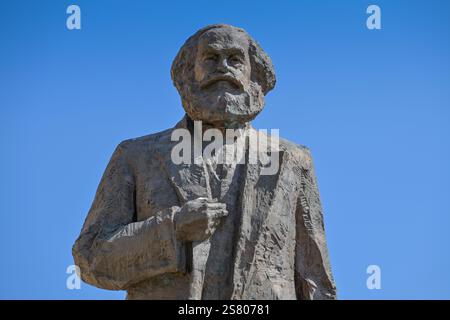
[{"xmin": 216, "ymin": 56, "xmax": 229, "ymax": 73}]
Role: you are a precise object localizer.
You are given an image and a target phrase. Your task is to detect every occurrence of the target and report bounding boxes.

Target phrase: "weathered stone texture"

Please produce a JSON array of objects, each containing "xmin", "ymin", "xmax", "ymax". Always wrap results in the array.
[{"xmin": 73, "ymin": 24, "xmax": 336, "ymax": 300}]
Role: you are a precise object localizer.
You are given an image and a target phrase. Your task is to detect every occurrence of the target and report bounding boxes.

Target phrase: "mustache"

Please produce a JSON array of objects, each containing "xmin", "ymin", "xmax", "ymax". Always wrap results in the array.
[{"xmin": 199, "ymin": 73, "xmax": 244, "ymax": 90}]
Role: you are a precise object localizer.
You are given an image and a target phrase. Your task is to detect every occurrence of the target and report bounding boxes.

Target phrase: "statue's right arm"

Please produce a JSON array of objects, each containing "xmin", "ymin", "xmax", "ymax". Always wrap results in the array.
[{"xmin": 72, "ymin": 142, "xmax": 185, "ymax": 291}]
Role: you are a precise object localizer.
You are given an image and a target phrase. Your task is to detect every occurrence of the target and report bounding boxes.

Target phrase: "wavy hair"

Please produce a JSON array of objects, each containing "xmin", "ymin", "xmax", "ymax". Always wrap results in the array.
[{"xmin": 171, "ymin": 24, "xmax": 276, "ymax": 98}]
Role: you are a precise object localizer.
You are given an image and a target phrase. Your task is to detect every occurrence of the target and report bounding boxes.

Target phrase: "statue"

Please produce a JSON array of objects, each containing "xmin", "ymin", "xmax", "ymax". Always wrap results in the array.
[{"xmin": 72, "ymin": 24, "xmax": 337, "ymax": 300}]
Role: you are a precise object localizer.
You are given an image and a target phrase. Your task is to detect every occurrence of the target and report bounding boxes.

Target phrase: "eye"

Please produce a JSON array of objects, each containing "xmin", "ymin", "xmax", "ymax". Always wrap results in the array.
[
  {"xmin": 204, "ymin": 54, "xmax": 218, "ymax": 62},
  {"xmin": 229, "ymin": 55, "xmax": 243, "ymax": 65}
]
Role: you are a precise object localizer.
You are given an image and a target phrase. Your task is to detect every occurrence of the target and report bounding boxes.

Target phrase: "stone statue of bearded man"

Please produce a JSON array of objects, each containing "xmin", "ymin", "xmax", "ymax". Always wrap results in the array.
[{"xmin": 72, "ymin": 24, "xmax": 337, "ymax": 300}]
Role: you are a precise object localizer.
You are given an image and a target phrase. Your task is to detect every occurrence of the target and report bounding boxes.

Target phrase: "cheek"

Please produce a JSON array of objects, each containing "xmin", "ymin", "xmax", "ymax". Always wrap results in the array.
[
  {"xmin": 194, "ymin": 60, "xmax": 214, "ymax": 82},
  {"xmin": 245, "ymin": 65, "xmax": 252, "ymax": 78},
  {"xmin": 238, "ymin": 63, "xmax": 251, "ymax": 81},
  {"xmin": 194, "ymin": 62, "xmax": 205, "ymax": 82}
]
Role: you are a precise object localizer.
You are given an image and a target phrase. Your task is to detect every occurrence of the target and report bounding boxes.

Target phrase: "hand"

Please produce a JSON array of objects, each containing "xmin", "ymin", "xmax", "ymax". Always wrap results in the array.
[{"xmin": 174, "ymin": 197, "xmax": 228, "ymax": 242}]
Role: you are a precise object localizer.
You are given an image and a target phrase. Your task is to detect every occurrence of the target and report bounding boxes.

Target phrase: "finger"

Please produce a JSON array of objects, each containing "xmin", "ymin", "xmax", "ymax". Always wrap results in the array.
[
  {"xmin": 206, "ymin": 202, "xmax": 227, "ymax": 210},
  {"xmin": 208, "ymin": 209, "xmax": 228, "ymax": 218}
]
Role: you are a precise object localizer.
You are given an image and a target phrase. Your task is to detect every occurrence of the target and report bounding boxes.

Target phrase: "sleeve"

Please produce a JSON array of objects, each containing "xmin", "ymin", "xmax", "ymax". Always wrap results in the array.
[
  {"xmin": 294, "ymin": 149, "xmax": 337, "ymax": 300},
  {"xmin": 72, "ymin": 141, "xmax": 185, "ymax": 290}
]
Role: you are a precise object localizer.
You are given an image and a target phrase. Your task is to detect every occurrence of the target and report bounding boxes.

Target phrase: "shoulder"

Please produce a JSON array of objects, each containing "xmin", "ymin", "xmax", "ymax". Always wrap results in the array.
[
  {"xmin": 249, "ymin": 128, "xmax": 317, "ymax": 169},
  {"xmin": 116, "ymin": 127, "xmax": 173, "ymax": 152},
  {"xmin": 278, "ymin": 136, "xmax": 315, "ymax": 169},
  {"xmin": 109, "ymin": 127, "xmax": 175, "ymax": 165}
]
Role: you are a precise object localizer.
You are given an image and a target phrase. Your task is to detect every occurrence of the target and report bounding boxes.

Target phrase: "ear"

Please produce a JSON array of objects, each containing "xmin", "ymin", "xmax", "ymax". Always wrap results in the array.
[{"xmin": 248, "ymin": 40, "xmax": 276, "ymax": 95}]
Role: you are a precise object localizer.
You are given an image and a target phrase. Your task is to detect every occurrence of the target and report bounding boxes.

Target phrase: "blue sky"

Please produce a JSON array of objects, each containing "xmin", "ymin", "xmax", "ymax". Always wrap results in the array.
[{"xmin": 1, "ymin": 0, "xmax": 449, "ymax": 299}]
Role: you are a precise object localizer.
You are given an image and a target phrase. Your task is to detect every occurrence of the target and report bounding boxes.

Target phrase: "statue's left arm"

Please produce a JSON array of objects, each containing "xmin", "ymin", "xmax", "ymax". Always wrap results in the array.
[{"xmin": 294, "ymin": 149, "xmax": 337, "ymax": 299}]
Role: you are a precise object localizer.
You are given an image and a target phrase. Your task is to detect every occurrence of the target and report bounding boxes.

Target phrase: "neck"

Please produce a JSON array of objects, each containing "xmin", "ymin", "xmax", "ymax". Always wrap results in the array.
[{"xmin": 185, "ymin": 114, "xmax": 249, "ymax": 135}]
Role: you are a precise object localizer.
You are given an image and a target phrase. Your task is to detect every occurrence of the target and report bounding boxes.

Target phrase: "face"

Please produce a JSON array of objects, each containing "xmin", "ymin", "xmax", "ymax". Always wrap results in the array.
[
  {"xmin": 182, "ymin": 27, "xmax": 265, "ymax": 127},
  {"xmin": 194, "ymin": 30, "xmax": 251, "ymax": 93}
]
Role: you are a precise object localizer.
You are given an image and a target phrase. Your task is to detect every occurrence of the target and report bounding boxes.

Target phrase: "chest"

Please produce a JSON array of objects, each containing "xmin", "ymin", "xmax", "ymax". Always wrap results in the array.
[{"xmin": 133, "ymin": 156, "xmax": 244, "ymax": 222}]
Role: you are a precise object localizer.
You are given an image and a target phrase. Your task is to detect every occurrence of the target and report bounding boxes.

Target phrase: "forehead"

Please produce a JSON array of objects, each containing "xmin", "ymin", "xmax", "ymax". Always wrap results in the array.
[{"xmin": 197, "ymin": 28, "xmax": 249, "ymax": 54}]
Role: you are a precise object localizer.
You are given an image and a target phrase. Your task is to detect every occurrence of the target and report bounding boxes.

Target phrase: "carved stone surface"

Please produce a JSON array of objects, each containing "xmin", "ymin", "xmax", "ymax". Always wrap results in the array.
[{"xmin": 72, "ymin": 24, "xmax": 337, "ymax": 300}]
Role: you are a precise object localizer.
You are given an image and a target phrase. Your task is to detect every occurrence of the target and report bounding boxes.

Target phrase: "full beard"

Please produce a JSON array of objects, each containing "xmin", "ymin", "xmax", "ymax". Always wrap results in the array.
[{"xmin": 181, "ymin": 80, "xmax": 265, "ymax": 127}]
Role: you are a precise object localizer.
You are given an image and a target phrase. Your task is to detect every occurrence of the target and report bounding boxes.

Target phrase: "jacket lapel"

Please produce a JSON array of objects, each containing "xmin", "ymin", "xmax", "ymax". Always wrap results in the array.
[
  {"xmin": 231, "ymin": 130, "xmax": 285, "ymax": 299},
  {"xmin": 155, "ymin": 117, "xmax": 210, "ymax": 205}
]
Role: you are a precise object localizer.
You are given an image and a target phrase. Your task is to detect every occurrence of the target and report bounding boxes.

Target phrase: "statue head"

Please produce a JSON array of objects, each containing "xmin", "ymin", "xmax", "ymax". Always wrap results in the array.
[{"xmin": 171, "ymin": 24, "xmax": 276, "ymax": 127}]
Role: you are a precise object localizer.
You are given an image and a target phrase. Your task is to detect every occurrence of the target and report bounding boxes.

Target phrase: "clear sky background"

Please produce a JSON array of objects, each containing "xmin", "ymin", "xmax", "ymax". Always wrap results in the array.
[{"xmin": 1, "ymin": 0, "xmax": 449, "ymax": 299}]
